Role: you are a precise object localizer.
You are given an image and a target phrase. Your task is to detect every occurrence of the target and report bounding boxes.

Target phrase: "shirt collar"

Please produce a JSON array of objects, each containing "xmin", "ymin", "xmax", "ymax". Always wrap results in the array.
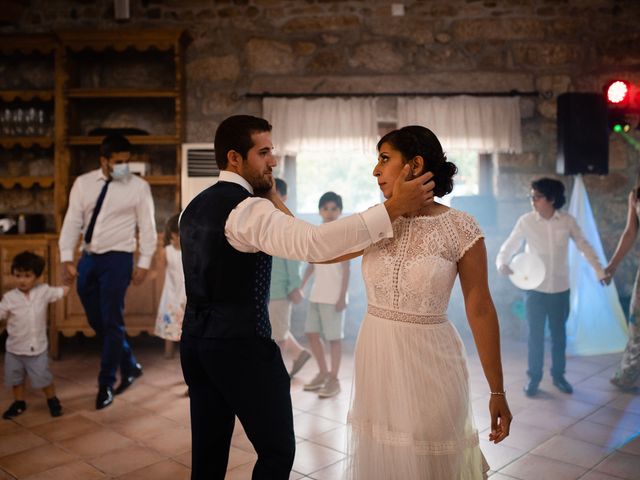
[
  {"xmin": 95, "ymin": 168, "xmax": 109, "ymax": 182},
  {"xmin": 219, "ymin": 170, "xmax": 254, "ymax": 194},
  {"xmin": 534, "ymin": 210, "xmax": 560, "ymax": 221}
]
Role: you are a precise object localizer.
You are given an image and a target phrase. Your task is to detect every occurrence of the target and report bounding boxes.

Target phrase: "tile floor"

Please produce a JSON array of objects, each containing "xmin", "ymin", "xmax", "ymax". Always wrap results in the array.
[{"xmin": 0, "ymin": 334, "xmax": 638, "ymax": 479}]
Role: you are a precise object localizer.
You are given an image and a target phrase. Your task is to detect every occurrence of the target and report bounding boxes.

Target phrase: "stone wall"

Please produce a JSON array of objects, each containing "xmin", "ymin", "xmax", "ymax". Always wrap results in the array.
[{"xmin": 2, "ymin": 0, "xmax": 640, "ymax": 338}]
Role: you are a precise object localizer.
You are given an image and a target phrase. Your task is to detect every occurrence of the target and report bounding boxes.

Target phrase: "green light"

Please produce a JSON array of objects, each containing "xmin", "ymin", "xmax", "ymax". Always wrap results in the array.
[{"xmin": 613, "ymin": 124, "xmax": 623, "ymax": 133}]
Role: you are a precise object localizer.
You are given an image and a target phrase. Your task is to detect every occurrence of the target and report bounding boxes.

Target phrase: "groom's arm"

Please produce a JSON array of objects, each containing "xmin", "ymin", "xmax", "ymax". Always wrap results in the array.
[{"xmin": 225, "ymin": 198, "xmax": 392, "ymax": 262}]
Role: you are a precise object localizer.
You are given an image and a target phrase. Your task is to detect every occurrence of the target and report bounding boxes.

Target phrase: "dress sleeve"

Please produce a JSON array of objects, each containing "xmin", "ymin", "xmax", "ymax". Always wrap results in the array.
[{"xmin": 453, "ymin": 211, "xmax": 485, "ymax": 262}]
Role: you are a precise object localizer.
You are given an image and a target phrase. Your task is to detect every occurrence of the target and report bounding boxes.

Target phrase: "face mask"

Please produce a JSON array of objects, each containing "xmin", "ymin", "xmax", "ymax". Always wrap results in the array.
[{"xmin": 111, "ymin": 163, "xmax": 130, "ymax": 181}]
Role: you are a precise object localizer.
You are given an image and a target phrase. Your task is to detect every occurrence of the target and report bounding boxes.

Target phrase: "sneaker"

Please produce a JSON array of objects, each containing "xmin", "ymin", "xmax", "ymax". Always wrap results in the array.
[
  {"xmin": 523, "ymin": 381, "xmax": 539, "ymax": 397},
  {"xmin": 610, "ymin": 377, "xmax": 639, "ymax": 393},
  {"xmin": 303, "ymin": 372, "xmax": 328, "ymax": 391},
  {"xmin": 318, "ymin": 377, "xmax": 341, "ymax": 398},
  {"xmin": 553, "ymin": 376, "xmax": 573, "ymax": 394},
  {"xmin": 289, "ymin": 350, "xmax": 312, "ymax": 378},
  {"xmin": 2, "ymin": 401, "xmax": 26, "ymax": 420},
  {"xmin": 47, "ymin": 397, "xmax": 62, "ymax": 417}
]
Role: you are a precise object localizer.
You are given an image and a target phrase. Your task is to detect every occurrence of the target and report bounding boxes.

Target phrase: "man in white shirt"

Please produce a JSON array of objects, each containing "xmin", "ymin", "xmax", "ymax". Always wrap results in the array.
[
  {"xmin": 58, "ymin": 134, "xmax": 157, "ymax": 410},
  {"xmin": 179, "ymin": 115, "xmax": 435, "ymax": 479},
  {"xmin": 496, "ymin": 178, "xmax": 609, "ymax": 397}
]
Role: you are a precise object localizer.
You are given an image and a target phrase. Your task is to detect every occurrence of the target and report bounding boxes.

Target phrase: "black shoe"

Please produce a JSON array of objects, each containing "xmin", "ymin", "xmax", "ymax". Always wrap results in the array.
[
  {"xmin": 114, "ymin": 363, "xmax": 143, "ymax": 395},
  {"xmin": 47, "ymin": 397, "xmax": 63, "ymax": 417},
  {"xmin": 553, "ymin": 376, "xmax": 573, "ymax": 394},
  {"xmin": 523, "ymin": 381, "xmax": 539, "ymax": 397},
  {"xmin": 96, "ymin": 385, "xmax": 114, "ymax": 410},
  {"xmin": 2, "ymin": 400, "xmax": 26, "ymax": 420}
]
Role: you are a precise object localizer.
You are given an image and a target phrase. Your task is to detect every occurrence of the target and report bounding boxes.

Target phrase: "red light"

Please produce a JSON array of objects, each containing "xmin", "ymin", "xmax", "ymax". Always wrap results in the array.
[{"xmin": 607, "ymin": 80, "xmax": 629, "ymax": 104}]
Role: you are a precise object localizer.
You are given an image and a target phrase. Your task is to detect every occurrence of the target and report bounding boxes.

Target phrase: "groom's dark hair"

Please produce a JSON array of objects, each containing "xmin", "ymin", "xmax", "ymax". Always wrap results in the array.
[{"xmin": 214, "ymin": 115, "xmax": 272, "ymax": 170}]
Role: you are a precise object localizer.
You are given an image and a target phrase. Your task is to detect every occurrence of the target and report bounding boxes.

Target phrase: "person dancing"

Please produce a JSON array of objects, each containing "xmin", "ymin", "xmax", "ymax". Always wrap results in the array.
[
  {"xmin": 343, "ymin": 126, "xmax": 511, "ymax": 479},
  {"xmin": 606, "ymin": 173, "xmax": 640, "ymax": 392}
]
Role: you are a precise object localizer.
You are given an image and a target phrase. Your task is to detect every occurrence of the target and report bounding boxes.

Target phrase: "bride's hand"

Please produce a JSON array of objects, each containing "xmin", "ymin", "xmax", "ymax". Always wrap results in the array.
[{"xmin": 488, "ymin": 395, "xmax": 512, "ymax": 444}]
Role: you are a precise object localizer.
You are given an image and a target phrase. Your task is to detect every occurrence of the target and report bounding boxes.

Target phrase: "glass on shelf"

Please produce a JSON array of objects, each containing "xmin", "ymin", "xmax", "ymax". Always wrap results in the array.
[
  {"xmin": 11, "ymin": 108, "xmax": 24, "ymax": 136},
  {"xmin": 36, "ymin": 109, "xmax": 48, "ymax": 136},
  {"xmin": 1, "ymin": 108, "xmax": 12, "ymax": 135},
  {"xmin": 0, "ymin": 107, "xmax": 51, "ymax": 137},
  {"xmin": 24, "ymin": 107, "xmax": 36, "ymax": 136}
]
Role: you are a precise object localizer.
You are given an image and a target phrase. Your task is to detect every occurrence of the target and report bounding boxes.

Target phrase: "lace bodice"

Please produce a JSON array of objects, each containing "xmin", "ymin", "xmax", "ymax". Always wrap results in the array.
[{"xmin": 362, "ymin": 209, "xmax": 483, "ymax": 316}]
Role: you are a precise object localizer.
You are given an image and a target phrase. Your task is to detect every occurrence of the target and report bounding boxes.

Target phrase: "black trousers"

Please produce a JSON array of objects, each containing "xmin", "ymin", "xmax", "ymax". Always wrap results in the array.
[{"xmin": 180, "ymin": 334, "xmax": 295, "ymax": 480}]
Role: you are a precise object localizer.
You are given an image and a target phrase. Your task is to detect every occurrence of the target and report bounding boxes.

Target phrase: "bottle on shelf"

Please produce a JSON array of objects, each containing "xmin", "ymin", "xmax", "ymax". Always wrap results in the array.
[{"xmin": 17, "ymin": 214, "xmax": 26, "ymax": 234}]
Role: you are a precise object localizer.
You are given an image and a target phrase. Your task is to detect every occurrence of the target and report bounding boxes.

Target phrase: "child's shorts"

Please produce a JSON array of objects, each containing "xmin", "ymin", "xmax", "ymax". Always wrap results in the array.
[
  {"xmin": 305, "ymin": 301, "xmax": 345, "ymax": 341},
  {"xmin": 4, "ymin": 351, "xmax": 53, "ymax": 389},
  {"xmin": 269, "ymin": 298, "xmax": 292, "ymax": 342}
]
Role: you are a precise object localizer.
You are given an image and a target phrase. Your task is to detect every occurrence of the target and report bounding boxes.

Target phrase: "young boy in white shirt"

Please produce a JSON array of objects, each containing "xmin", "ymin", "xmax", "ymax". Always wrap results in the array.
[
  {"xmin": 496, "ymin": 178, "xmax": 608, "ymax": 397},
  {"xmin": 0, "ymin": 251, "xmax": 69, "ymax": 419},
  {"xmin": 301, "ymin": 192, "xmax": 350, "ymax": 398}
]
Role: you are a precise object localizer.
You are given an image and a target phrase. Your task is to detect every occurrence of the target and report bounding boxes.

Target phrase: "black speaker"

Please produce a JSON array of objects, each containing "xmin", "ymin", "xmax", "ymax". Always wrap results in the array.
[{"xmin": 556, "ymin": 92, "xmax": 608, "ymax": 175}]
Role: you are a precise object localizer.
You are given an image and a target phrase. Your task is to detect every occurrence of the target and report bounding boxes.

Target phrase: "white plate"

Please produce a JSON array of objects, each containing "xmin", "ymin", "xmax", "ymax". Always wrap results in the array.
[{"xmin": 509, "ymin": 252, "xmax": 546, "ymax": 290}]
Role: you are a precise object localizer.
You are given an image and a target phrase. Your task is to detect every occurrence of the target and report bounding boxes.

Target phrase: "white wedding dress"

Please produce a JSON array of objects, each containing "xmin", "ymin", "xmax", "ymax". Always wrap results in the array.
[{"xmin": 347, "ymin": 209, "xmax": 489, "ymax": 479}]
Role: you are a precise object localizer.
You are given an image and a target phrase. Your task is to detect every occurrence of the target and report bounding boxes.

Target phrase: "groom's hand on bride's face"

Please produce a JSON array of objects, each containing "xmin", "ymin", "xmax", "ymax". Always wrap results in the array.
[
  {"xmin": 384, "ymin": 166, "xmax": 435, "ymax": 221},
  {"xmin": 393, "ymin": 165, "xmax": 435, "ymax": 205}
]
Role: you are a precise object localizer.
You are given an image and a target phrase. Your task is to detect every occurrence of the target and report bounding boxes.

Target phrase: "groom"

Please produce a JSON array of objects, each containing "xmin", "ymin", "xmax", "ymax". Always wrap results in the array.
[{"xmin": 179, "ymin": 115, "xmax": 435, "ymax": 479}]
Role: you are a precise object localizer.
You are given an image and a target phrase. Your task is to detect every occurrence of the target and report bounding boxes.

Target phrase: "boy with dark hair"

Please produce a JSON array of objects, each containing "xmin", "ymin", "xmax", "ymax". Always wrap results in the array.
[
  {"xmin": 0, "ymin": 251, "xmax": 69, "ymax": 419},
  {"xmin": 496, "ymin": 178, "xmax": 608, "ymax": 397},
  {"xmin": 301, "ymin": 191, "xmax": 350, "ymax": 398}
]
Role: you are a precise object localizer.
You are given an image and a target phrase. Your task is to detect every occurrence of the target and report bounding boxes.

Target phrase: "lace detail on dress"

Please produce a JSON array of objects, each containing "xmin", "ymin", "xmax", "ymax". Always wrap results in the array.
[
  {"xmin": 368, "ymin": 305, "xmax": 447, "ymax": 325},
  {"xmin": 450, "ymin": 210, "xmax": 485, "ymax": 261},
  {"xmin": 349, "ymin": 419, "xmax": 480, "ymax": 456},
  {"xmin": 362, "ymin": 209, "xmax": 484, "ymax": 317}
]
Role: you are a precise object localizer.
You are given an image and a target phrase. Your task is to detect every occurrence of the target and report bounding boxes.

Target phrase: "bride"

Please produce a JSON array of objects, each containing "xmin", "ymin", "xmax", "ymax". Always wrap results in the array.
[{"xmin": 341, "ymin": 126, "xmax": 512, "ymax": 479}]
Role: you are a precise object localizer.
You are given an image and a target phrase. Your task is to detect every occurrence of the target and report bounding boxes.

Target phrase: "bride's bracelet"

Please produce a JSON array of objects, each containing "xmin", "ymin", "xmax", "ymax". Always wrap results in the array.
[{"xmin": 490, "ymin": 390, "xmax": 506, "ymax": 396}]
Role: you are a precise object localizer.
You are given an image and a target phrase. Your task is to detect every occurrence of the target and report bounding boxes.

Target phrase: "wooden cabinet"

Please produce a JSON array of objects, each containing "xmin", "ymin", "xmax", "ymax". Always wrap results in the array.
[
  {"xmin": 0, "ymin": 29, "xmax": 186, "ymax": 357},
  {"xmin": 0, "ymin": 236, "xmax": 55, "ymax": 291},
  {"xmin": 56, "ymin": 28, "xmax": 186, "ymax": 225},
  {"xmin": 0, "ymin": 35, "xmax": 58, "ymax": 232}
]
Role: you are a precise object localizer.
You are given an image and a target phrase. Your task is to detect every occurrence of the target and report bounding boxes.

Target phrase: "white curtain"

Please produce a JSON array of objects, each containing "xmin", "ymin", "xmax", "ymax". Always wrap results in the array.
[
  {"xmin": 567, "ymin": 175, "xmax": 628, "ymax": 355},
  {"xmin": 263, "ymin": 97, "xmax": 378, "ymax": 155},
  {"xmin": 397, "ymin": 96, "xmax": 522, "ymax": 153}
]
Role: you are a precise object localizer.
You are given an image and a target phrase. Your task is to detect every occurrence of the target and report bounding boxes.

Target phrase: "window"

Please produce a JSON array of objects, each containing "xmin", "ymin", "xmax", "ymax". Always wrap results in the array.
[
  {"xmin": 295, "ymin": 149, "xmax": 380, "ymax": 214},
  {"xmin": 442, "ymin": 150, "xmax": 480, "ymax": 206}
]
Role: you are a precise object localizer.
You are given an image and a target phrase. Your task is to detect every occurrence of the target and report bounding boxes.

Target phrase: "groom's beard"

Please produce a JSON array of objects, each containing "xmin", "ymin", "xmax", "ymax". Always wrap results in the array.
[{"xmin": 245, "ymin": 167, "xmax": 273, "ymax": 194}]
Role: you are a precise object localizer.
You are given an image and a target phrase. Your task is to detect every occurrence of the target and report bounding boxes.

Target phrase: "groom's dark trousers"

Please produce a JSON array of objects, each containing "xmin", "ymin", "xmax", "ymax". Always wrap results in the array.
[{"xmin": 181, "ymin": 335, "xmax": 294, "ymax": 479}]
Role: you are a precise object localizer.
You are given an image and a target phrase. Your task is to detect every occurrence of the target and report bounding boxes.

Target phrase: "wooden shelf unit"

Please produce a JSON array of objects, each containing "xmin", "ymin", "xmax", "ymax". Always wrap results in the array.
[
  {"xmin": 67, "ymin": 135, "xmax": 179, "ymax": 146},
  {"xmin": 53, "ymin": 29, "xmax": 186, "ymax": 357},
  {"xmin": 0, "ymin": 34, "xmax": 59, "ymax": 223},
  {"xmin": 0, "ymin": 29, "xmax": 186, "ymax": 358},
  {"xmin": 0, "ymin": 90, "xmax": 54, "ymax": 102},
  {"xmin": 0, "ymin": 136, "xmax": 54, "ymax": 148},
  {"xmin": 66, "ymin": 88, "xmax": 179, "ymax": 99},
  {"xmin": 0, "ymin": 176, "xmax": 54, "ymax": 189}
]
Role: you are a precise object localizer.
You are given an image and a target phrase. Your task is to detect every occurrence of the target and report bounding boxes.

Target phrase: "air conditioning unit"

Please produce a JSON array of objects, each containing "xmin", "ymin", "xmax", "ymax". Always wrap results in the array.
[{"xmin": 181, "ymin": 143, "xmax": 219, "ymax": 208}]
